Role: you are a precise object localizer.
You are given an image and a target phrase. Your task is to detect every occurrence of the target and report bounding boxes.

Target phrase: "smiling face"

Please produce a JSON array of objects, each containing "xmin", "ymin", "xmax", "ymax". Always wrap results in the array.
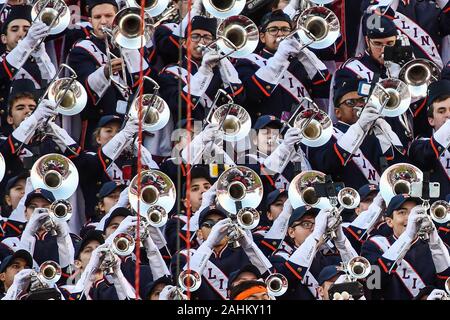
[{"xmin": 385, "ymin": 200, "xmax": 417, "ymax": 237}]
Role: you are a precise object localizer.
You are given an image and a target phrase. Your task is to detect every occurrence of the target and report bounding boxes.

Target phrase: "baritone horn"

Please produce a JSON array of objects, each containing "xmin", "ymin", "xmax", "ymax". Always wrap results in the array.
[
  {"xmin": 178, "ymin": 269, "xmax": 202, "ymax": 292},
  {"xmin": 128, "ymin": 76, "xmax": 170, "ymax": 132},
  {"xmin": 430, "ymin": 201, "xmax": 450, "ymax": 224},
  {"xmin": 49, "ymin": 199, "xmax": 72, "ymax": 222},
  {"xmin": 266, "ymin": 273, "xmax": 288, "ymax": 297},
  {"xmin": 379, "ymin": 163, "xmax": 423, "ymax": 204},
  {"xmin": 128, "ymin": 170, "xmax": 176, "ymax": 227},
  {"xmin": 30, "ymin": 153, "xmax": 79, "ymax": 200},
  {"xmin": 216, "ymin": 166, "xmax": 264, "ymax": 214},
  {"xmin": 203, "ymin": 0, "xmax": 246, "ymax": 18},
  {"xmin": 207, "ymin": 103, "xmax": 252, "ymax": 142},
  {"xmin": 288, "ymin": 170, "xmax": 331, "ymax": 209},
  {"xmin": 126, "ymin": 0, "xmax": 170, "ymax": 17},
  {"xmin": 399, "ymin": 58, "xmax": 440, "ymax": 100}
]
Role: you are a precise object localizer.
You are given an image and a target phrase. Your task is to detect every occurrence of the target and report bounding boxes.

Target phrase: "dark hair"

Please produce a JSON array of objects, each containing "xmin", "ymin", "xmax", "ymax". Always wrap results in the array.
[
  {"xmin": 229, "ymin": 280, "xmax": 267, "ymax": 300},
  {"xmin": 8, "ymin": 92, "xmax": 36, "ymax": 116},
  {"xmin": 428, "ymin": 94, "xmax": 450, "ymax": 117}
]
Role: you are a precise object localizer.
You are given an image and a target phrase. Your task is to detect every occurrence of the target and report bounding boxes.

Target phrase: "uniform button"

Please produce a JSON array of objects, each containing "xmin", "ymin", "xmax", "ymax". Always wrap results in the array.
[
  {"xmin": 256, "ymin": 112, "xmax": 262, "ymax": 117},
  {"xmin": 19, "ymin": 225, "xmax": 23, "ymax": 229},
  {"xmin": 7, "ymin": 170, "xmax": 11, "ymax": 174},
  {"xmin": 272, "ymin": 241, "xmax": 277, "ymax": 246},
  {"xmin": 105, "ymin": 159, "xmax": 110, "ymax": 163},
  {"xmin": 99, "ymin": 109, "xmax": 104, "ymax": 114},
  {"xmin": 0, "ymin": 97, "xmax": 4, "ymax": 102},
  {"xmin": 357, "ymin": 230, "xmax": 362, "ymax": 234},
  {"xmin": 174, "ymin": 76, "xmax": 179, "ymax": 80},
  {"xmin": 297, "ymin": 267, "xmax": 302, "ymax": 273},
  {"xmin": 233, "ymin": 86, "xmax": 237, "ymax": 90},
  {"xmin": 0, "ymin": 110, "xmax": 4, "ymax": 115},
  {"xmin": 192, "ymin": 98, "xmax": 197, "ymax": 103},
  {"xmin": 55, "ymin": 146, "xmax": 59, "ymax": 151},
  {"xmin": 265, "ymin": 85, "xmax": 271, "ymax": 90},
  {"xmin": 97, "ymin": 181, "xmax": 102, "ymax": 186},
  {"xmin": 14, "ymin": 143, "xmax": 18, "ymax": 147}
]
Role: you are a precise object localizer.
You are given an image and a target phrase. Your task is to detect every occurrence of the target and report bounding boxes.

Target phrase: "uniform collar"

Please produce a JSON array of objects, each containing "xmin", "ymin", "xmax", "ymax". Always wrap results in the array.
[{"xmin": 260, "ymin": 48, "xmax": 275, "ymax": 59}]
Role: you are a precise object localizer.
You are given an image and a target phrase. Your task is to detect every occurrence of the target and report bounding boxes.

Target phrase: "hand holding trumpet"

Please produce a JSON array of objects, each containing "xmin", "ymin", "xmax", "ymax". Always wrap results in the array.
[{"xmin": 104, "ymin": 58, "xmax": 125, "ymax": 79}]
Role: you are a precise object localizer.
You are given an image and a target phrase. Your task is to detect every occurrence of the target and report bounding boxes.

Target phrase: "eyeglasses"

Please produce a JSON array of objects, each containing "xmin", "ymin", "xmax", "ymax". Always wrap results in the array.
[
  {"xmin": 201, "ymin": 220, "xmax": 218, "ymax": 229},
  {"xmin": 265, "ymin": 26, "xmax": 292, "ymax": 36},
  {"xmin": 369, "ymin": 39, "xmax": 396, "ymax": 49},
  {"xmin": 191, "ymin": 33, "xmax": 214, "ymax": 43},
  {"xmin": 338, "ymin": 97, "xmax": 367, "ymax": 108},
  {"xmin": 292, "ymin": 221, "xmax": 315, "ymax": 230}
]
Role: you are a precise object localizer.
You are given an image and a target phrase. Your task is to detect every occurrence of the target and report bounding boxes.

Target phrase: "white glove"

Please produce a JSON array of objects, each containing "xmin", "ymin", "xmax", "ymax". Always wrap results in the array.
[
  {"xmin": 47, "ymin": 122, "xmax": 77, "ymax": 153},
  {"xmin": 283, "ymin": 127, "xmax": 302, "ymax": 149},
  {"xmin": 357, "ymin": 102, "xmax": 380, "ymax": 132},
  {"xmin": 159, "ymin": 285, "xmax": 188, "ymax": 300},
  {"xmin": 53, "ymin": 218, "xmax": 70, "ymax": 239},
  {"xmin": 373, "ymin": 118, "xmax": 403, "ymax": 153},
  {"xmin": 350, "ymin": 193, "xmax": 384, "ymax": 231},
  {"xmin": 275, "ymin": 38, "xmax": 302, "ymax": 60},
  {"xmin": 199, "ymin": 50, "xmax": 221, "ymax": 74},
  {"xmin": 30, "ymin": 42, "xmax": 46, "ymax": 58},
  {"xmin": 2, "ymin": 269, "xmax": 34, "ymax": 300},
  {"xmin": 105, "ymin": 216, "xmax": 138, "ymax": 245},
  {"xmin": 23, "ymin": 208, "xmax": 51, "ymax": 235},
  {"xmin": 426, "ymin": 289, "xmax": 447, "ymax": 300},
  {"xmin": 264, "ymin": 199, "xmax": 293, "ymax": 240},
  {"xmin": 219, "ymin": 57, "xmax": 241, "ymax": 84},
  {"xmin": 203, "ymin": 218, "xmax": 233, "ymax": 249},
  {"xmin": 191, "ymin": 0, "xmax": 203, "ymax": 13},
  {"xmin": 202, "ymin": 123, "xmax": 221, "ymax": 143},
  {"xmin": 312, "ymin": 209, "xmax": 329, "ymax": 241},
  {"xmin": 122, "ymin": 117, "xmax": 139, "ymax": 139},
  {"xmin": 24, "ymin": 21, "xmax": 50, "ymax": 44},
  {"xmin": 134, "ymin": 141, "xmax": 158, "ymax": 169},
  {"xmin": 121, "ymin": 48, "xmax": 149, "ymax": 74},
  {"xmin": 102, "ymin": 118, "xmax": 136, "ymax": 160},
  {"xmin": 283, "ymin": 0, "xmax": 300, "ymax": 18},
  {"xmin": 433, "ymin": 118, "xmax": 450, "ymax": 151},
  {"xmin": 404, "ymin": 206, "xmax": 428, "ymax": 240}
]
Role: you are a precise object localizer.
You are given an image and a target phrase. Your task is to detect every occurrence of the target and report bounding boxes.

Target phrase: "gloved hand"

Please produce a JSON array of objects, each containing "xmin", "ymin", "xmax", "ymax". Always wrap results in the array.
[
  {"xmin": 404, "ymin": 206, "xmax": 428, "ymax": 240},
  {"xmin": 31, "ymin": 42, "xmax": 46, "ymax": 58},
  {"xmin": 200, "ymin": 182, "xmax": 217, "ymax": 209},
  {"xmin": 312, "ymin": 208, "xmax": 329, "ymax": 240},
  {"xmin": 122, "ymin": 117, "xmax": 139, "ymax": 139},
  {"xmin": 105, "ymin": 216, "xmax": 138, "ymax": 245},
  {"xmin": 236, "ymin": 227, "xmax": 254, "ymax": 250},
  {"xmin": 282, "ymin": 127, "xmax": 302, "ymax": 149},
  {"xmin": 53, "ymin": 218, "xmax": 70, "ymax": 238},
  {"xmin": 202, "ymin": 123, "xmax": 221, "ymax": 144},
  {"xmin": 356, "ymin": 102, "xmax": 380, "ymax": 132},
  {"xmin": 20, "ymin": 21, "xmax": 49, "ymax": 49},
  {"xmin": 32, "ymin": 99, "xmax": 57, "ymax": 121},
  {"xmin": 24, "ymin": 208, "xmax": 51, "ymax": 235},
  {"xmin": 203, "ymin": 218, "xmax": 233, "ymax": 248},
  {"xmin": 219, "ymin": 57, "xmax": 241, "ymax": 84},
  {"xmin": 3, "ymin": 268, "xmax": 34, "ymax": 300},
  {"xmin": 192, "ymin": 0, "xmax": 203, "ymax": 15},
  {"xmin": 159, "ymin": 285, "xmax": 189, "ymax": 300},
  {"xmin": 426, "ymin": 289, "xmax": 447, "ymax": 300},
  {"xmin": 275, "ymin": 38, "xmax": 302, "ymax": 60},
  {"xmin": 199, "ymin": 50, "xmax": 221, "ymax": 74}
]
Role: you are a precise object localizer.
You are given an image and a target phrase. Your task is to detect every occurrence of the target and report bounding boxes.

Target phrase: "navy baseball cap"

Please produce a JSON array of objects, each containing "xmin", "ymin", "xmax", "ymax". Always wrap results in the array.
[
  {"xmin": 333, "ymin": 75, "xmax": 362, "ymax": 108},
  {"xmin": 87, "ymin": 0, "xmax": 118, "ymax": 15},
  {"xmin": 317, "ymin": 265, "xmax": 345, "ymax": 286},
  {"xmin": 253, "ymin": 115, "xmax": 283, "ymax": 130},
  {"xmin": 103, "ymin": 207, "xmax": 132, "ymax": 232},
  {"xmin": 198, "ymin": 205, "xmax": 228, "ymax": 228},
  {"xmin": 288, "ymin": 206, "xmax": 320, "ymax": 227},
  {"xmin": 0, "ymin": 249, "xmax": 33, "ymax": 273},
  {"xmin": 5, "ymin": 172, "xmax": 29, "ymax": 194},
  {"xmin": 24, "ymin": 189, "xmax": 56, "ymax": 207},
  {"xmin": 266, "ymin": 189, "xmax": 287, "ymax": 208},
  {"xmin": 227, "ymin": 264, "xmax": 262, "ymax": 290},
  {"xmin": 97, "ymin": 115, "xmax": 122, "ymax": 128},
  {"xmin": 358, "ymin": 184, "xmax": 379, "ymax": 202},
  {"xmin": 97, "ymin": 181, "xmax": 125, "ymax": 199},
  {"xmin": 362, "ymin": 13, "xmax": 398, "ymax": 39},
  {"xmin": 427, "ymin": 80, "xmax": 450, "ymax": 109},
  {"xmin": 385, "ymin": 194, "xmax": 423, "ymax": 217},
  {"xmin": 75, "ymin": 229, "xmax": 104, "ymax": 260},
  {"xmin": 142, "ymin": 275, "xmax": 173, "ymax": 299},
  {"xmin": 7, "ymin": 79, "xmax": 38, "ymax": 110},
  {"xmin": 260, "ymin": 9, "xmax": 292, "ymax": 32}
]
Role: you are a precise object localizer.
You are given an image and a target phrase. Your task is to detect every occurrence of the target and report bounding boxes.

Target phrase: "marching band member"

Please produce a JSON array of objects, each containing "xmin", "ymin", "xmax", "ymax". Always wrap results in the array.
[
  {"xmin": 307, "ymin": 77, "xmax": 405, "ymax": 190},
  {"xmin": 159, "ymin": 15, "xmax": 246, "ymax": 122},
  {"xmin": 271, "ymin": 207, "xmax": 358, "ymax": 300},
  {"xmin": 361, "ymin": 194, "xmax": 450, "ymax": 300},
  {"xmin": 67, "ymin": 0, "xmax": 156, "ymax": 151},
  {"xmin": 235, "ymin": 10, "xmax": 331, "ymax": 121},
  {"xmin": 1, "ymin": 171, "xmax": 27, "ymax": 219},
  {"xmin": 0, "ymin": 249, "xmax": 32, "ymax": 299},
  {"xmin": 230, "ymin": 280, "xmax": 270, "ymax": 300},
  {"xmin": 316, "ymin": 265, "xmax": 345, "ymax": 300},
  {"xmin": 408, "ymin": 80, "xmax": 450, "ymax": 199}
]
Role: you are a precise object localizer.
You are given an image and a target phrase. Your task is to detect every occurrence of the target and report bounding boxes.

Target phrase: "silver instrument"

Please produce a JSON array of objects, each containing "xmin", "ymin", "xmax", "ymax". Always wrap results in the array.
[
  {"xmin": 288, "ymin": 170, "xmax": 332, "ymax": 209},
  {"xmin": 399, "ymin": 59, "xmax": 440, "ymax": 100},
  {"xmin": 430, "ymin": 201, "xmax": 450, "ymax": 224},
  {"xmin": 379, "ymin": 163, "xmax": 423, "ymax": 205},
  {"xmin": 178, "ymin": 269, "xmax": 202, "ymax": 292},
  {"xmin": 30, "ymin": 260, "xmax": 62, "ymax": 291},
  {"xmin": 203, "ymin": 0, "xmax": 246, "ymax": 19},
  {"xmin": 265, "ymin": 273, "xmax": 289, "ymax": 297}
]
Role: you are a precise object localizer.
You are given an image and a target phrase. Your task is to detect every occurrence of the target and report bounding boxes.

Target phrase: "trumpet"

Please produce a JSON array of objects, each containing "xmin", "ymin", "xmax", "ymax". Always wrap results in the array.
[
  {"xmin": 30, "ymin": 260, "xmax": 62, "ymax": 291},
  {"xmin": 285, "ymin": 97, "xmax": 333, "ymax": 148},
  {"xmin": 430, "ymin": 201, "xmax": 450, "ymax": 224},
  {"xmin": 127, "ymin": 76, "xmax": 170, "ymax": 132},
  {"xmin": 178, "ymin": 269, "xmax": 202, "ymax": 292},
  {"xmin": 49, "ymin": 199, "xmax": 72, "ymax": 222},
  {"xmin": 288, "ymin": 170, "xmax": 331, "ymax": 209},
  {"xmin": 111, "ymin": 233, "xmax": 136, "ymax": 256},
  {"xmin": 128, "ymin": 170, "xmax": 176, "ymax": 227},
  {"xmin": 236, "ymin": 207, "xmax": 260, "ymax": 230},
  {"xmin": 379, "ymin": 163, "xmax": 423, "ymax": 205},
  {"xmin": 265, "ymin": 273, "xmax": 289, "ymax": 297},
  {"xmin": 30, "ymin": 153, "xmax": 79, "ymax": 200},
  {"xmin": 98, "ymin": 247, "xmax": 118, "ymax": 275},
  {"xmin": 346, "ymin": 256, "xmax": 372, "ymax": 280},
  {"xmin": 278, "ymin": 5, "xmax": 340, "ymax": 50},
  {"xmin": 216, "ymin": 166, "xmax": 264, "ymax": 214},
  {"xmin": 398, "ymin": 58, "xmax": 440, "ymax": 100}
]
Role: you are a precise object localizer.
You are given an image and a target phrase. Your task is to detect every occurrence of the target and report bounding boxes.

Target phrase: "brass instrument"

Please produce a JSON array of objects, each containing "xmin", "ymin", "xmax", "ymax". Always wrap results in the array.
[
  {"xmin": 111, "ymin": 233, "xmax": 136, "ymax": 256},
  {"xmin": 30, "ymin": 260, "xmax": 62, "ymax": 291},
  {"xmin": 236, "ymin": 207, "xmax": 260, "ymax": 230},
  {"xmin": 30, "ymin": 153, "xmax": 79, "ymax": 200},
  {"xmin": 178, "ymin": 269, "xmax": 202, "ymax": 292},
  {"xmin": 288, "ymin": 170, "xmax": 332, "ymax": 209},
  {"xmin": 399, "ymin": 59, "xmax": 440, "ymax": 100},
  {"xmin": 379, "ymin": 163, "xmax": 423, "ymax": 205},
  {"xmin": 49, "ymin": 199, "xmax": 72, "ymax": 222},
  {"xmin": 346, "ymin": 256, "xmax": 372, "ymax": 280},
  {"xmin": 430, "ymin": 200, "xmax": 450, "ymax": 224},
  {"xmin": 202, "ymin": 0, "xmax": 245, "ymax": 18},
  {"xmin": 265, "ymin": 273, "xmax": 289, "ymax": 297},
  {"xmin": 369, "ymin": 78, "xmax": 411, "ymax": 117}
]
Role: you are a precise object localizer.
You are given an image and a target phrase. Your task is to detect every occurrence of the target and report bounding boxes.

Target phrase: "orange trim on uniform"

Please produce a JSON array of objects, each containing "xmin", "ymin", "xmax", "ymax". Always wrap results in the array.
[
  {"xmin": 251, "ymin": 75, "xmax": 271, "ymax": 97},
  {"xmin": 438, "ymin": 227, "xmax": 450, "ymax": 233},
  {"xmin": 260, "ymin": 165, "xmax": 275, "ymax": 186},
  {"xmin": 345, "ymin": 226, "xmax": 363, "ymax": 242},
  {"xmin": 169, "ymin": 35, "xmax": 180, "ymax": 48},
  {"xmin": 385, "ymin": 155, "xmax": 394, "ymax": 161},
  {"xmin": 444, "ymin": 7, "xmax": 450, "ymax": 13},
  {"xmin": 261, "ymin": 240, "xmax": 277, "ymax": 252},
  {"xmin": 82, "ymin": 27, "xmax": 90, "ymax": 37},
  {"xmin": 312, "ymin": 73, "xmax": 331, "ymax": 85},
  {"xmin": 180, "ymin": 163, "xmax": 186, "ymax": 176},
  {"xmin": 413, "ymin": 98, "xmax": 427, "ymax": 117},
  {"xmin": 378, "ymin": 258, "xmax": 389, "ymax": 273},
  {"xmin": 97, "ymin": 148, "xmax": 108, "ymax": 171},
  {"xmin": 234, "ymin": 286, "xmax": 267, "ymax": 300},
  {"xmin": 5, "ymin": 221, "xmax": 22, "ymax": 235},
  {"xmin": 230, "ymin": 85, "xmax": 244, "ymax": 97},
  {"xmin": 437, "ymin": 274, "xmax": 449, "ymax": 280},
  {"xmin": 8, "ymin": 136, "xmax": 15, "ymax": 153},
  {"xmin": 84, "ymin": 78, "xmax": 97, "ymax": 105},
  {"xmin": 285, "ymin": 261, "xmax": 302, "ymax": 281},
  {"xmin": 333, "ymin": 143, "xmax": 345, "ymax": 166},
  {"xmin": 148, "ymin": 48, "xmax": 156, "ymax": 62},
  {"xmin": 335, "ymin": 37, "xmax": 344, "ymax": 51},
  {"xmin": 430, "ymin": 138, "xmax": 440, "ymax": 159},
  {"xmin": 2, "ymin": 59, "xmax": 13, "ymax": 79}
]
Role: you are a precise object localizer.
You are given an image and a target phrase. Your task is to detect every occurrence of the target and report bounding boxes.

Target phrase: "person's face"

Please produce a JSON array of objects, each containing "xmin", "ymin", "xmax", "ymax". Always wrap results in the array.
[
  {"xmin": 76, "ymin": 240, "xmax": 101, "ymax": 271},
  {"xmin": 184, "ymin": 177, "xmax": 211, "ymax": 212},
  {"xmin": 104, "ymin": 216, "xmax": 126, "ymax": 238},
  {"xmin": 1, "ymin": 19, "xmax": 30, "ymax": 51},
  {"xmin": 244, "ymin": 290, "xmax": 270, "ymax": 300},
  {"xmin": 260, "ymin": 21, "xmax": 292, "ymax": 52},
  {"xmin": 428, "ymin": 98, "xmax": 450, "ymax": 131},
  {"xmin": 90, "ymin": 4, "xmax": 117, "ymax": 39},
  {"xmin": 25, "ymin": 197, "xmax": 51, "ymax": 221},
  {"xmin": 99, "ymin": 188, "xmax": 122, "ymax": 214},
  {"xmin": 7, "ymin": 97, "xmax": 37, "ymax": 129},
  {"xmin": 231, "ymin": 271, "xmax": 258, "ymax": 288},
  {"xmin": 96, "ymin": 122, "xmax": 121, "ymax": 146},
  {"xmin": 5, "ymin": 178, "xmax": 26, "ymax": 210},
  {"xmin": 197, "ymin": 213, "xmax": 227, "ymax": 247},
  {"xmin": 317, "ymin": 275, "xmax": 340, "ymax": 300},
  {"xmin": 253, "ymin": 126, "xmax": 281, "ymax": 155},
  {"xmin": 149, "ymin": 282, "xmax": 167, "ymax": 300},
  {"xmin": 366, "ymin": 36, "xmax": 397, "ymax": 65},
  {"xmin": 267, "ymin": 194, "xmax": 288, "ymax": 221},
  {"xmin": 335, "ymin": 91, "xmax": 366, "ymax": 125},
  {"xmin": 0, "ymin": 258, "xmax": 28, "ymax": 291},
  {"xmin": 288, "ymin": 214, "xmax": 316, "ymax": 247},
  {"xmin": 386, "ymin": 201, "xmax": 417, "ymax": 237},
  {"xmin": 183, "ymin": 29, "xmax": 214, "ymax": 61}
]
